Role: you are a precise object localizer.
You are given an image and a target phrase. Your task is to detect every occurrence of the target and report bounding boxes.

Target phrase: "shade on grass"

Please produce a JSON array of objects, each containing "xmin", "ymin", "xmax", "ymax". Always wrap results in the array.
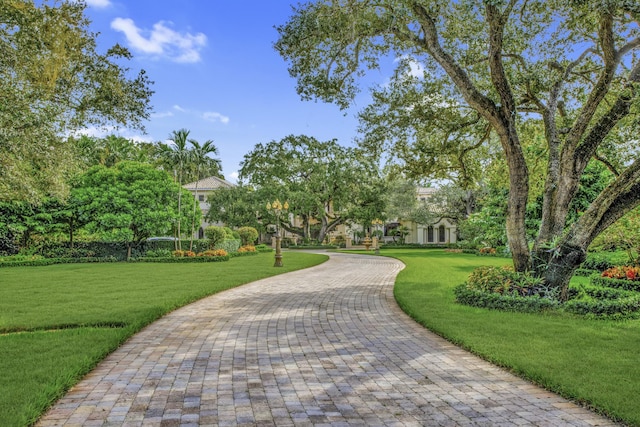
[
  {"xmin": 0, "ymin": 252, "xmax": 327, "ymax": 427},
  {"xmin": 388, "ymin": 249, "xmax": 640, "ymax": 426}
]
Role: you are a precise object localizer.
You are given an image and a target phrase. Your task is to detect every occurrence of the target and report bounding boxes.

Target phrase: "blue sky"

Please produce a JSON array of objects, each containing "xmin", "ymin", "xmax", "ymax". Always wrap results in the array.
[{"xmin": 81, "ymin": 0, "xmax": 389, "ymax": 182}]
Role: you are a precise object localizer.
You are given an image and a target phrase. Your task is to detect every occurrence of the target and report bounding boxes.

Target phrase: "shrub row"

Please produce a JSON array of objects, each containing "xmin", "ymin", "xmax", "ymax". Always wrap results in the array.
[
  {"xmin": 591, "ymin": 276, "xmax": 640, "ymax": 292},
  {"xmin": 0, "ymin": 257, "xmax": 119, "ymax": 268},
  {"xmin": 134, "ymin": 255, "xmax": 230, "ymax": 263},
  {"xmin": 453, "ymin": 285, "xmax": 560, "ymax": 313},
  {"xmin": 563, "ymin": 294, "xmax": 640, "ymax": 318}
]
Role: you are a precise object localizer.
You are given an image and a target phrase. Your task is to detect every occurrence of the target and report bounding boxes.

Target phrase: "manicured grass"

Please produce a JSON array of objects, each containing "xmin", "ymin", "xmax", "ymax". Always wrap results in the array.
[
  {"xmin": 0, "ymin": 252, "xmax": 327, "ymax": 427},
  {"xmin": 387, "ymin": 249, "xmax": 640, "ymax": 426}
]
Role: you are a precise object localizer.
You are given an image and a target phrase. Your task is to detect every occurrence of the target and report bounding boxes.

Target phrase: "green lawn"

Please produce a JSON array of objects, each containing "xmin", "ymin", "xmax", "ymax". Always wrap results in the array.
[
  {"xmin": 386, "ymin": 249, "xmax": 640, "ymax": 426},
  {"xmin": 0, "ymin": 252, "xmax": 327, "ymax": 427}
]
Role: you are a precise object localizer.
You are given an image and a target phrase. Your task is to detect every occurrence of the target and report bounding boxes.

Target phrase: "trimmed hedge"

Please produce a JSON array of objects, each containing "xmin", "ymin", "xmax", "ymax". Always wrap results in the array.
[
  {"xmin": 574, "ymin": 268, "xmax": 598, "ymax": 277},
  {"xmin": 135, "ymin": 255, "xmax": 230, "ymax": 263},
  {"xmin": 453, "ymin": 284, "xmax": 560, "ymax": 313},
  {"xmin": 564, "ymin": 294, "xmax": 640, "ymax": 318},
  {"xmin": 591, "ymin": 276, "xmax": 640, "ymax": 292},
  {"xmin": 0, "ymin": 257, "xmax": 119, "ymax": 268}
]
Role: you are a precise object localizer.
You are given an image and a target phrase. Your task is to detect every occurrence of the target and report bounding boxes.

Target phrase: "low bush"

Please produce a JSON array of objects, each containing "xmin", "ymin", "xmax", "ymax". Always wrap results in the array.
[
  {"xmin": 454, "ymin": 285, "xmax": 560, "ymax": 313},
  {"xmin": 136, "ymin": 255, "xmax": 230, "ymax": 263},
  {"xmin": 144, "ymin": 249, "xmax": 172, "ymax": 258},
  {"xmin": 564, "ymin": 294, "xmax": 640, "ymax": 318},
  {"xmin": 0, "ymin": 256, "xmax": 119, "ymax": 268},
  {"xmin": 601, "ymin": 265, "xmax": 640, "ymax": 281},
  {"xmin": 197, "ymin": 249, "xmax": 228, "ymax": 257},
  {"xmin": 215, "ymin": 239, "xmax": 241, "ymax": 254},
  {"xmin": 255, "ymin": 244, "xmax": 273, "ymax": 253},
  {"xmin": 591, "ymin": 276, "xmax": 640, "ymax": 292}
]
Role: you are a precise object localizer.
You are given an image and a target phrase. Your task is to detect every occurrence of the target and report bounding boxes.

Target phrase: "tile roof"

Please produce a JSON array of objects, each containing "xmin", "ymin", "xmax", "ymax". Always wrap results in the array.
[{"xmin": 183, "ymin": 176, "xmax": 235, "ymax": 191}]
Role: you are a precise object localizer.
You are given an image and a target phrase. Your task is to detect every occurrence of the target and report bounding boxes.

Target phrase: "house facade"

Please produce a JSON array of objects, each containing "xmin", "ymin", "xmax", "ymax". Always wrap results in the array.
[
  {"xmin": 341, "ymin": 186, "xmax": 457, "ymax": 245},
  {"xmin": 183, "ymin": 176, "xmax": 235, "ymax": 239}
]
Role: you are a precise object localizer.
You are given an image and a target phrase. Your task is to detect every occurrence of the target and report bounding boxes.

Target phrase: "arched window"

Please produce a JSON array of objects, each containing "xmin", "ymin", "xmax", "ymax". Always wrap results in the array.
[
  {"xmin": 198, "ymin": 227, "xmax": 204, "ymax": 239},
  {"xmin": 427, "ymin": 226, "xmax": 434, "ymax": 243},
  {"xmin": 438, "ymin": 225, "xmax": 446, "ymax": 242}
]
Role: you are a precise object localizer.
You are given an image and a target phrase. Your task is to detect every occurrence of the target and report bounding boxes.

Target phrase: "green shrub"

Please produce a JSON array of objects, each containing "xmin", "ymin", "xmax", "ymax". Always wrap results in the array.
[
  {"xmin": 204, "ymin": 226, "xmax": 226, "ymax": 249},
  {"xmin": 564, "ymin": 294, "xmax": 640, "ymax": 318},
  {"xmin": 591, "ymin": 276, "xmax": 640, "ymax": 292},
  {"xmin": 237, "ymin": 227, "xmax": 259, "ymax": 246},
  {"xmin": 134, "ymin": 255, "xmax": 230, "ymax": 263},
  {"xmin": 214, "ymin": 239, "xmax": 241, "ymax": 254},
  {"xmin": 581, "ymin": 254, "xmax": 615, "ymax": 272},
  {"xmin": 255, "ymin": 244, "xmax": 273, "ymax": 253},
  {"xmin": 144, "ymin": 249, "xmax": 172, "ymax": 258},
  {"xmin": 454, "ymin": 285, "xmax": 560, "ymax": 313}
]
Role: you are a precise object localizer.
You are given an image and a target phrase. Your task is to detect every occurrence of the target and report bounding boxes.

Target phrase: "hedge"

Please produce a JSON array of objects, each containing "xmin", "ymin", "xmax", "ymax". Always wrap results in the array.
[
  {"xmin": 590, "ymin": 276, "xmax": 640, "ymax": 292},
  {"xmin": 0, "ymin": 257, "xmax": 119, "ymax": 268},
  {"xmin": 563, "ymin": 294, "xmax": 640, "ymax": 318},
  {"xmin": 453, "ymin": 285, "xmax": 560, "ymax": 313},
  {"xmin": 134, "ymin": 255, "xmax": 230, "ymax": 263}
]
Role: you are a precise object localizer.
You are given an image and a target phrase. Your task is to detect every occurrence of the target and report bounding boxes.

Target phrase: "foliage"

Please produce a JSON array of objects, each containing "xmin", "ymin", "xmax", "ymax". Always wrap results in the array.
[
  {"xmin": 601, "ymin": 266, "xmax": 640, "ymax": 281},
  {"xmin": 73, "ymin": 162, "xmax": 195, "ymax": 258},
  {"xmin": 0, "ymin": 0, "xmax": 152, "ymax": 202},
  {"xmin": 276, "ymin": 0, "xmax": 640, "ymax": 294},
  {"xmin": 591, "ymin": 276, "xmax": 640, "ymax": 293},
  {"xmin": 239, "ymin": 135, "xmax": 384, "ymax": 243},
  {"xmin": 454, "ymin": 285, "xmax": 560, "ymax": 313},
  {"xmin": 204, "ymin": 226, "xmax": 226, "ymax": 249},
  {"xmin": 214, "ymin": 239, "xmax": 241, "ymax": 254},
  {"xmin": 206, "ymin": 185, "xmax": 265, "ymax": 230},
  {"xmin": 143, "ymin": 249, "xmax": 172, "ymax": 258},
  {"xmin": 237, "ymin": 227, "xmax": 259, "ymax": 246},
  {"xmin": 591, "ymin": 206, "xmax": 640, "ymax": 263},
  {"xmin": 237, "ymin": 245, "xmax": 256, "ymax": 253}
]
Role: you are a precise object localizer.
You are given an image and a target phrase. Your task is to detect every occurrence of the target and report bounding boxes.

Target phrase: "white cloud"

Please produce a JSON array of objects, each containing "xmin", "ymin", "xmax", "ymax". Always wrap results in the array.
[
  {"xmin": 150, "ymin": 111, "xmax": 174, "ymax": 119},
  {"xmin": 110, "ymin": 18, "xmax": 207, "ymax": 63},
  {"xmin": 394, "ymin": 55, "xmax": 425, "ymax": 79},
  {"xmin": 203, "ymin": 112, "xmax": 230, "ymax": 124},
  {"xmin": 173, "ymin": 105, "xmax": 188, "ymax": 112},
  {"xmin": 227, "ymin": 171, "xmax": 239, "ymax": 183},
  {"xmin": 71, "ymin": 126, "xmax": 153, "ymax": 143},
  {"xmin": 85, "ymin": 0, "xmax": 111, "ymax": 8}
]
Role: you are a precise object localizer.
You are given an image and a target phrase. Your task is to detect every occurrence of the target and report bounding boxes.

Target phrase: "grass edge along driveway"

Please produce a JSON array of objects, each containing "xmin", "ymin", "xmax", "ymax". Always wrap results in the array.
[
  {"xmin": 0, "ymin": 252, "xmax": 327, "ymax": 427},
  {"xmin": 387, "ymin": 249, "xmax": 639, "ymax": 427}
]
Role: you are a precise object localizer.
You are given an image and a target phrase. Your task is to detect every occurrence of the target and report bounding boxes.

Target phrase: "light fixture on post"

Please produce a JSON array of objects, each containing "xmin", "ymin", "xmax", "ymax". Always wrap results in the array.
[{"xmin": 267, "ymin": 199, "xmax": 289, "ymax": 267}]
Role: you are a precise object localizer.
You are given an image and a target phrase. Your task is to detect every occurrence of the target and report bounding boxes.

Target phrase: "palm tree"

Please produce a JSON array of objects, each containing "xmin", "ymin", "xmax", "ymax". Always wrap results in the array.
[
  {"xmin": 156, "ymin": 129, "xmax": 191, "ymax": 250},
  {"xmin": 188, "ymin": 139, "xmax": 220, "ymax": 251}
]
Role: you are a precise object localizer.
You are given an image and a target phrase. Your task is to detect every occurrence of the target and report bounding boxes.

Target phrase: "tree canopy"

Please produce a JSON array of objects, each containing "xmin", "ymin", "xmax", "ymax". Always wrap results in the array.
[
  {"xmin": 0, "ymin": 0, "xmax": 153, "ymax": 202},
  {"xmin": 239, "ymin": 135, "xmax": 384, "ymax": 243},
  {"xmin": 276, "ymin": 0, "xmax": 640, "ymax": 296}
]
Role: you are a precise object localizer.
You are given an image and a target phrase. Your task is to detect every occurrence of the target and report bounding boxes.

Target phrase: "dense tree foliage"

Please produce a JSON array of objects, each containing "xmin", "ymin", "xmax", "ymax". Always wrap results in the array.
[
  {"xmin": 73, "ymin": 162, "xmax": 197, "ymax": 259},
  {"xmin": 276, "ymin": 0, "xmax": 640, "ymax": 297},
  {"xmin": 239, "ymin": 135, "xmax": 384, "ymax": 243},
  {"xmin": 0, "ymin": 0, "xmax": 153, "ymax": 202}
]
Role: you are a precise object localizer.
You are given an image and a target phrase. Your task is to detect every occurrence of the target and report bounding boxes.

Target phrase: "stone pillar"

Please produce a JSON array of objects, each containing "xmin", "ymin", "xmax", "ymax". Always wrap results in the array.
[{"xmin": 346, "ymin": 237, "xmax": 352, "ymax": 249}]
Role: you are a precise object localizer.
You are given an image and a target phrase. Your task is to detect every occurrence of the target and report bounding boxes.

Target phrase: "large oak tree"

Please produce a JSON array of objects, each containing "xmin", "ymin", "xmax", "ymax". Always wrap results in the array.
[
  {"xmin": 276, "ymin": 0, "xmax": 640, "ymax": 298},
  {"xmin": 0, "ymin": 0, "xmax": 153, "ymax": 202}
]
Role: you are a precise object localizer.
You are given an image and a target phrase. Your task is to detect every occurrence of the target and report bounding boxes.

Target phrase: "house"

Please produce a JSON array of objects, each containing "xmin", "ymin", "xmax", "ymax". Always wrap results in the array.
[
  {"xmin": 409, "ymin": 187, "xmax": 457, "ymax": 245},
  {"xmin": 343, "ymin": 186, "xmax": 457, "ymax": 245},
  {"xmin": 183, "ymin": 176, "xmax": 235, "ymax": 239}
]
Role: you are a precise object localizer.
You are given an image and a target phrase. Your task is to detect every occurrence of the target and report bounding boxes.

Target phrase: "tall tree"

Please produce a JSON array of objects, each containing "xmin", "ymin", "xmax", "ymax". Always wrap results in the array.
[
  {"xmin": 240, "ymin": 135, "xmax": 382, "ymax": 243},
  {"xmin": 156, "ymin": 129, "xmax": 191, "ymax": 249},
  {"xmin": 276, "ymin": 0, "xmax": 640, "ymax": 298},
  {"xmin": 73, "ymin": 161, "xmax": 197, "ymax": 260},
  {"xmin": 188, "ymin": 139, "xmax": 220, "ymax": 250},
  {"xmin": 0, "ymin": 0, "xmax": 153, "ymax": 202}
]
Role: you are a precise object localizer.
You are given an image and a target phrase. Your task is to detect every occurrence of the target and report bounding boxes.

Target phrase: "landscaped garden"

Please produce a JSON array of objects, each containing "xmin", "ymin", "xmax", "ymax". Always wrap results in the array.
[
  {"xmin": 0, "ymin": 251, "xmax": 327, "ymax": 427},
  {"xmin": 384, "ymin": 248, "xmax": 640, "ymax": 426}
]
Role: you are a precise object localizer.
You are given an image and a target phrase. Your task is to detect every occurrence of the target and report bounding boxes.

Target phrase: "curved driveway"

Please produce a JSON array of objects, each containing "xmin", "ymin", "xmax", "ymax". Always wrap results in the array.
[{"xmin": 38, "ymin": 252, "xmax": 615, "ymax": 426}]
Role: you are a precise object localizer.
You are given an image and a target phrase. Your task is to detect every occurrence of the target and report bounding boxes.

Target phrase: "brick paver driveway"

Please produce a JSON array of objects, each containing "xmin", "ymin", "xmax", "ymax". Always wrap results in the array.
[{"xmin": 38, "ymin": 252, "xmax": 616, "ymax": 426}]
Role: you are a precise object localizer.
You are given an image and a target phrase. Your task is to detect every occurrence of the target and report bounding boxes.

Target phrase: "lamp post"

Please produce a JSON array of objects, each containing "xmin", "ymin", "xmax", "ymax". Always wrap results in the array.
[
  {"xmin": 372, "ymin": 218, "xmax": 383, "ymax": 254},
  {"xmin": 267, "ymin": 199, "xmax": 289, "ymax": 267}
]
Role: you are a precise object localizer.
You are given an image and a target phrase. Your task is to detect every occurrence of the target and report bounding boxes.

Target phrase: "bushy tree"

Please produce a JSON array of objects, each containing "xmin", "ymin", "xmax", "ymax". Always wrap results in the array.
[
  {"xmin": 0, "ymin": 0, "xmax": 152, "ymax": 202},
  {"xmin": 73, "ymin": 162, "xmax": 194, "ymax": 259},
  {"xmin": 204, "ymin": 226, "xmax": 226, "ymax": 249},
  {"xmin": 237, "ymin": 226, "xmax": 259, "ymax": 246}
]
